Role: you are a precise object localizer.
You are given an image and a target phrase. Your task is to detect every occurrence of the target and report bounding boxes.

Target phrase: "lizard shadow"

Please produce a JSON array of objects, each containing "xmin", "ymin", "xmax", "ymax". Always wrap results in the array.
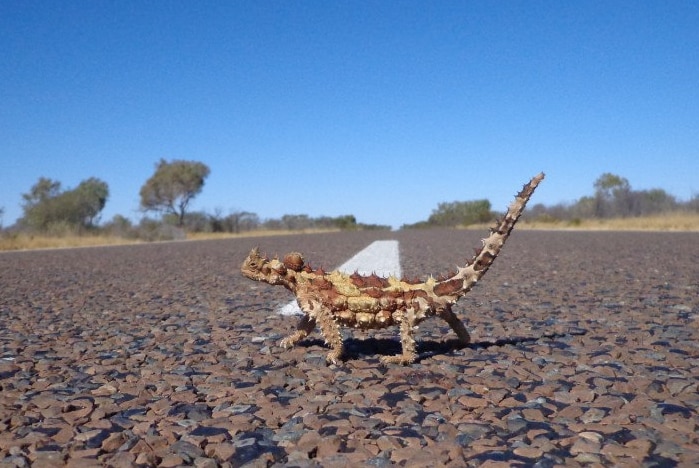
[{"xmin": 301, "ymin": 329, "xmax": 586, "ymax": 363}]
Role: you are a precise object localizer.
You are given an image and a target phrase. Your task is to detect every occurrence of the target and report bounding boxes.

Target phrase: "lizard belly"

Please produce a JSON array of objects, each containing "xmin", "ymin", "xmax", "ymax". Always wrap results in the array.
[{"xmin": 334, "ymin": 308, "xmax": 396, "ymax": 329}]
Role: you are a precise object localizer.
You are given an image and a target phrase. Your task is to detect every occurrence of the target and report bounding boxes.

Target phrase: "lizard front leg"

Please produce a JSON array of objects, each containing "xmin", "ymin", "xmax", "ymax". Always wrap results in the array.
[
  {"xmin": 315, "ymin": 307, "xmax": 345, "ymax": 365},
  {"xmin": 380, "ymin": 308, "xmax": 418, "ymax": 365},
  {"xmin": 280, "ymin": 314, "xmax": 316, "ymax": 349},
  {"xmin": 438, "ymin": 304, "xmax": 471, "ymax": 346}
]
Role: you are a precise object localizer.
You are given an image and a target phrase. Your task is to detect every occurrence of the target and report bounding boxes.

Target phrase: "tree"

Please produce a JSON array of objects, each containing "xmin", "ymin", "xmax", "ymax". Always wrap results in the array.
[
  {"xmin": 103, "ymin": 214, "xmax": 134, "ymax": 237},
  {"xmin": 139, "ymin": 159, "xmax": 210, "ymax": 226},
  {"xmin": 22, "ymin": 177, "xmax": 62, "ymax": 207},
  {"xmin": 281, "ymin": 214, "xmax": 313, "ymax": 231},
  {"xmin": 20, "ymin": 177, "xmax": 109, "ymax": 231},
  {"xmin": 427, "ymin": 199, "xmax": 493, "ymax": 227},
  {"xmin": 688, "ymin": 194, "xmax": 699, "ymax": 213},
  {"xmin": 72, "ymin": 177, "xmax": 109, "ymax": 227},
  {"xmin": 638, "ymin": 188, "xmax": 677, "ymax": 215},
  {"xmin": 225, "ymin": 211, "xmax": 259, "ymax": 233},
  {"xmin": 593, "ymin": 173, "xmax": 630, "ymax": 197},
  {"xmin": 593, "ymin": 173, "xmax": 632, "ymax": 217}
]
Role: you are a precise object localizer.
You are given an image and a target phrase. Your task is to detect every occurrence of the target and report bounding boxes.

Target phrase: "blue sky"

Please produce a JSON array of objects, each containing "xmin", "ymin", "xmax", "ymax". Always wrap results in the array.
[{"xmin": 2, "ymin": 1, "xmax": 698, "ymax": 229}]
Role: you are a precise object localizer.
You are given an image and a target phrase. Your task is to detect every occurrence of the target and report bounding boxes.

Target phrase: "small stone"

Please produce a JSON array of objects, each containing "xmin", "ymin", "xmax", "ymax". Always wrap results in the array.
[
  {"xmin": 135, "ymin": 451, "xmax": 158, "ymax": 466},
  {"xmin": 457, "ymin": 395, "xmax": 489, "ymax": 408},
  {"xmin": 62, "ymin": 400, "xmax": 94, "ymax": 424},
  {"xmin": 581, "ymin": 408, "xmax": 606, "ymax": 423},
  {"xmin": 570, "ymin": 436, "xmax": 601, "ymax": 455},
  {"xmin": 574, "ymin": 452, "xmax": 601, "ymax": 463},
  {"xmin": 513, "ymin": 446, "xmax": 544, "ymax": 458},
  {"xmin": 193, "ymin": 457, "xmax": 218, "ymax": 468},
  {"xmin": 317, "ymin": 435, "xmax": 343, "ymax": 457},
  {"xmin": 170, "ymin": 440, "xmax": 205, "ymax": 462},
  {"xmin": 104, "ymin": 451, "xmax": 136, "ymax": 468},
  {"xmin": 376, "ymin": 435, "xmax": 402, "ymax": 452},
  {"xmin": 204, "ymin": 442, "xmax": 236, "ymax": 461},
  {"xmin": 578, "ymin": 431, "xmax": 603, "ymax": 443},
  {"xmin": 91, "ymin": 384, "xmax": 118, "ymax": 396},
  {"xmin": 101, "ymin": 432, "xmax": 129, "ymax": 452},
  {"xmin": 625, "ymin": 438, "xmax": 653, "ymax": 456},
  {"xmin": 521, "ymin": 408, "xmax": 546, "ymax": 422},
  {"xmin": 74, "ymin": 429, "xmax": 105, "ymax": 443},
  {"xmin": 601, "ymin": 442, "xmax": 631, "ymax": 458},
  {"xmin": 159, "ymin": 454, "xmax": 185, "ymax": 467}
]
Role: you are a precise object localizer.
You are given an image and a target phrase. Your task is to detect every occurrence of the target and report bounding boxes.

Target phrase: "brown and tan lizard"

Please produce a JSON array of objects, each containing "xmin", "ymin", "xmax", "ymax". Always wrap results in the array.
[{"xmin": 241, "ymin": 173, "xmax": 544, "ymax": 365}]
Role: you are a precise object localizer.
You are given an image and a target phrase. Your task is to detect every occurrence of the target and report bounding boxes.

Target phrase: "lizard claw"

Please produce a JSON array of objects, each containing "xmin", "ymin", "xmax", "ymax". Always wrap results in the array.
[
  {"xmin": 279, "ymin": 338, "xmax": 294, "ymax": 349},
  {"xmin": 379, "ymin": 354, "xmax": 416, "ymax": 366},
  {"xmin": 325, "ymin": 352, "xmax": 343, "ymax": 366}
]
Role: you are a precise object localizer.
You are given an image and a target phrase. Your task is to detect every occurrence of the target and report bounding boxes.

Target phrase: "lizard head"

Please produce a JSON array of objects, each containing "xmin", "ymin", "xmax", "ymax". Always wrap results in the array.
[{"xmin": 241, "ymin": 247, "xmax": 301, "ymax": 288}]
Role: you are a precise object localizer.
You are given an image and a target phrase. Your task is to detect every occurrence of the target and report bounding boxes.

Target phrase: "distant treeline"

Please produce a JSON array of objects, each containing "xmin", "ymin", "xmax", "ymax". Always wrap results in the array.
[
  {"xmin": 402, "ymin": 173, "xmax": 699, "ymax": 229},
  {"xmin": 101, "ymin": 212, "xmax": 390, "ymax": 242},
  {"xmin": 2, "ymin": 167, "xmax": 697, "ymax": 240},
  {"xmin": 0, "ymin": 159, "xmax": 391, "ymax": 240},
  {"xmin": 527, "ymin": 173, "xmax": 699, "ymax": 224}
]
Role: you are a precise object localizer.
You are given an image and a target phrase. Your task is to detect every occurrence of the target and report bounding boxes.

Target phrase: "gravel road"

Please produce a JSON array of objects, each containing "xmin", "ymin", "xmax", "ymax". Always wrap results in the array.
[{"xmin": 1, "ymin": 230, "xmax": 698, "ymax": 467}]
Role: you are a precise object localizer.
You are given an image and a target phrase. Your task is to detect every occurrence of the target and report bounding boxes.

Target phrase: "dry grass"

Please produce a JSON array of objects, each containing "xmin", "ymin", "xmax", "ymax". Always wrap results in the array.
[
  {"xmin": 185, "ymin": 228, "xmax": 340, "ymax": 241},
  {"xmin": 0, "ymin": 229, "xmax": 341, "ymax": 252},
  {"xmin": 3, "ymin": 214, "xmax": 698, "ymax": 252},
  {"xmin": 464, "ymin": 211, "xmax": 699, "ymax": 232},
  {"xmin": 523, "ymin": 212, "xmax": 699, "ymax": 231},
  {"xmin": 0, "ymin": 234, "xmax": 144, "ymax": 252}
]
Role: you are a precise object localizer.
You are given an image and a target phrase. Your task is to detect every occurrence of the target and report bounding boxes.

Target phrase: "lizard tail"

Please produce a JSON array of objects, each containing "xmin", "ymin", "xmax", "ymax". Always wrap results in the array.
[{"xmin": 433, "ymin": 172, "xmax": 545, "ymax": 299}]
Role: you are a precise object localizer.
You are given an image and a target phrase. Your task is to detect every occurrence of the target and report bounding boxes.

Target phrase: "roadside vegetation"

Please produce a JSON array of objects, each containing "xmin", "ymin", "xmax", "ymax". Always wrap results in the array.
[
  {"xmin": 0, "ymin": 159, "xmax": 390, "ymax": 251},
  {"xmin": 467, "ymin": 211, "xmax": 699, "ymax": 232},
  {"xmin": 2, "ymin": 167, "xmax": 697, "ymax": 252},
  {"xmin": 402, "ymin": 173, "xmax": 699, "ymax": 231}
]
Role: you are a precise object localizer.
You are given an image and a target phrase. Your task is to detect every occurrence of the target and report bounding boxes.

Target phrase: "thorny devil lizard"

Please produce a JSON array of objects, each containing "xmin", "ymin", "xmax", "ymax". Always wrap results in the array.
[{"xmin": 241, "ymin": 173, "xmax": 544, "ymax": 365}]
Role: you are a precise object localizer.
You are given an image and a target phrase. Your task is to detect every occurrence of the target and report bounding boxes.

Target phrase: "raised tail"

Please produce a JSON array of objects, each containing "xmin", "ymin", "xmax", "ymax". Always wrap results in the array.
[{"xmin": 433, "ymin": 172, "xmax": 545, "ymax": 300}]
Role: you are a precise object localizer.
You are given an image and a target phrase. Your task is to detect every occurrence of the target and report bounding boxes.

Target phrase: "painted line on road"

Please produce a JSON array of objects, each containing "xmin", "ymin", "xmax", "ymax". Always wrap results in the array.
[{"xmin": 278, "ymin": 240, "xmax": 401, "ymax": 315}]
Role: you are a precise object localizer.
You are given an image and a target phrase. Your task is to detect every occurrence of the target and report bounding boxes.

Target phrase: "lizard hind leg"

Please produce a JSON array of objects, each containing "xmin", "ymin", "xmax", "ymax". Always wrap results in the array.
[
  {"xmin": 279, "ymin": 314, "xmax": 316, "ymax": 349},
  {"xmin": 380, "ymin": 309, "xmax": 418, "ymax": 366},
  {"xmin": 438, "ymin": 305, "xmax": 471, "ymax": 346}
]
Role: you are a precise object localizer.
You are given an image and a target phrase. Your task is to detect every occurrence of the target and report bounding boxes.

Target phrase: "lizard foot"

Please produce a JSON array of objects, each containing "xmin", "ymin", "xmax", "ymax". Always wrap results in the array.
[
  {"xmin": 379, "ymin": 353, "xmax": 417, "ymax": 366},
  {"xmin": 279, "ymin": 337, "xmax": 296, "ymax": 349},
  {"xmin": 325, "ymin": 350, "xmax": 344, "ymax": 366},
  {"xmin": 279, "ymin": 329, "xmax": 309, "ymax": 349}
]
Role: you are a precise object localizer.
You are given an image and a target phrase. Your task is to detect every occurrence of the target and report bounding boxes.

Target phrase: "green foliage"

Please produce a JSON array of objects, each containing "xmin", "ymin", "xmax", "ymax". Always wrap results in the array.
[
  {"xmin": 525, "ymin": 172, "xmax": 686, "ymax": 221},
  {"xmin": 427, "ymin": 199, "xmax": 493, "ymax": 227},
  {"xmin": 258, "ymin": 213, "xmax": 387, "ymax": 232},
  {"xmin": 139, "ymin": 159, "xmax": 210, "ymax": 226},
  {"xmin": 136, "ymin": 217, "xmax": 186, "ymax": 241},
  {"xmin": 20, "ymin": 177, "xmax": 109, "ymax": 232},
  {"xmin": 403, "ymin": 172, "xmax": 694, "ymax": 229},
  {"xmin": 593, "ymin": 173, "xmax": 630, "ymax": 197},
  {"xmin": 400, "ymin": 220, "xmax": 432, "ymax": 229},
  {"xmin": 22, "ymin": 177, "xmax": 62, "ymax": 206},
  {"xmin": 222, "ymin": 211, "xmax": 259, "ymax": 233},
  {"xmin": 591, "ymin": 173, "xmax": 682, "ymax": 218},
  {"xmin": 333, "ymin": 215, "xmax": 358, "ymax": 230},
  {"xmin": 688, "ymin": 194, "xmax": 699, "ymax": 212},
  {"xmin": 103, "ymin": 214, "xmax": 135, "ymax": 237},
  {"xmin": 401, "ymin": 199, "xmax": 493, "ymax": 229}
]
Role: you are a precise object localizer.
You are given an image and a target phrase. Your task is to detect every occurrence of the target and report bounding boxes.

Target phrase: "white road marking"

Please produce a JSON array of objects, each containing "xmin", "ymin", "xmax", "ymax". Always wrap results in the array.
[{"xmin": 278, "ymin": 240, "xmax": 401, "ymax": 315}]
